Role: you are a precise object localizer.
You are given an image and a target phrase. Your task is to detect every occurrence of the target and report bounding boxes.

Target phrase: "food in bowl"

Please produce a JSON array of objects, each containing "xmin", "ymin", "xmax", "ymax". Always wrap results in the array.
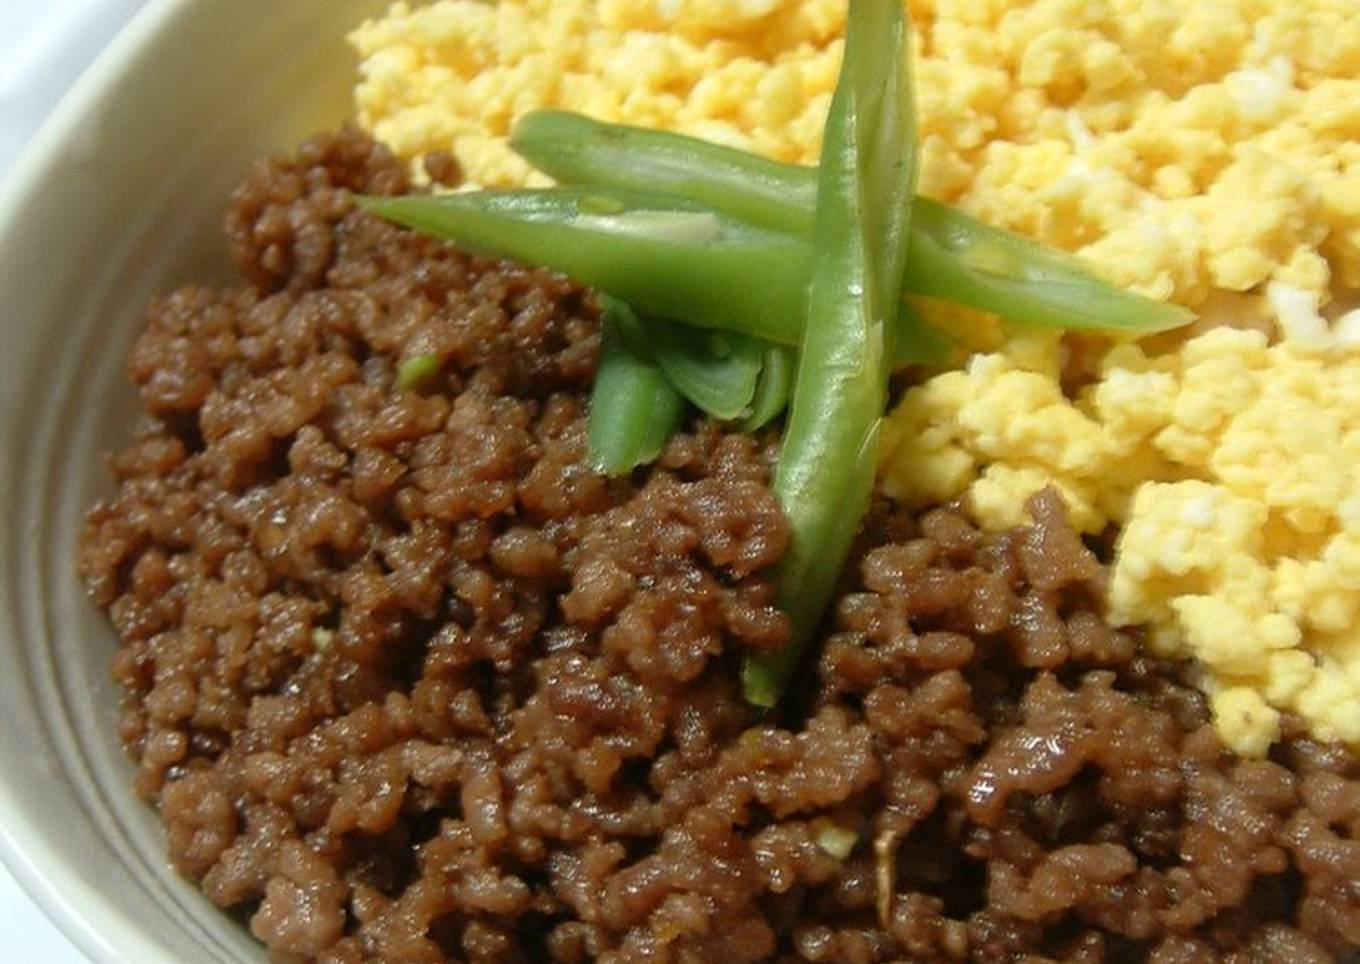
[{"xmin": 75, "ymin": 1, "xmax": 1358, "ymax": 961}]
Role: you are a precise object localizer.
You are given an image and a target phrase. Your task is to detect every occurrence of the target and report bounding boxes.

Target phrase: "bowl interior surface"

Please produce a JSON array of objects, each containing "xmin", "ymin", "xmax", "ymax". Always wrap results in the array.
[{"xmin": 0, "ymin": 1, "xmax": 388, "ymax": 959}]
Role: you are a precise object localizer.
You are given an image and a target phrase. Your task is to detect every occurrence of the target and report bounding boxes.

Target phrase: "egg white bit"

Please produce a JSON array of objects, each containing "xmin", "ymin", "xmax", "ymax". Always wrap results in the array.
[
  {"xmin": 1064, "ymin": 111, "xmax": 1096, "ymax": 155},
  {"xmin": 1333, "ymin": 307, "xmax": 1360, "ymax": 350},
  {"xmin": 1266, "ymin": 281, "xmax": 1360, "ymax": 353},
  {"xmin": 573, "ymin": 210, "xmax": 724, "ymax": 245},
  {"xmin": 1044, "ymin": 143, "xmax": 1124, "ymax": 204},
  {"xmin": 1178, "ymin": 493, "xmax": 1219, "ymax": 531},
  {"xmin": 1224, "ymin": 56, "xmax": 1296, "ymax": 124}
]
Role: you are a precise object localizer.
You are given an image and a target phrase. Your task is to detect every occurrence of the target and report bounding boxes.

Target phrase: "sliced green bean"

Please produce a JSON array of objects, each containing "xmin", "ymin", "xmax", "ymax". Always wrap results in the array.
[
  {"xmin": 744, "ymin": 0, "xmax": 918, "ymax": 707},
  {"xmin": 601, "ymin": 290, "xmax": 654, "ymax": 358},
  {"xmin": 510, "ymin": 112, "xmax": 1193, "ymax": 334},
  {"xmin": 511, "ymin": 110, "xmax": 815, "ymax": 235},
  {"xmin": 741, "ymin": 345, "xmax": 796, "ymax": 431},
  {"xmin": 587, "ymin": 297, "xmax": 686, "ymax": 475},
  {"xmin": 358, "ymin": 190, "xmax": 810, "ymax": 346},
  {"xmin": 583, "ymin": 279, "xmax": 764, "ymax": 422},
  {"xmin": 904, "ymin": 198, "xmax": 1191, "ymax": 332},
  {"xmin": 648, "ymin": 322, "xmax": 761, "ymax": 421}
]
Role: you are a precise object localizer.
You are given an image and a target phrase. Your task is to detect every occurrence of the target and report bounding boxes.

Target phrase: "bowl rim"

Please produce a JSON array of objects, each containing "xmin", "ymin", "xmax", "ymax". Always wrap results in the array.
[{"xmin": 0, "ymin": 1, "xmax": 193, "ymax": 960}]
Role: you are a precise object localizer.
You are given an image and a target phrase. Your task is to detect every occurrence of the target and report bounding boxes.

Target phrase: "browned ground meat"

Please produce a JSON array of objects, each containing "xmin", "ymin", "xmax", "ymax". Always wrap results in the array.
[{"xmin": 79, "ymin": 130, "xmax": 1360, "ymax": 964}]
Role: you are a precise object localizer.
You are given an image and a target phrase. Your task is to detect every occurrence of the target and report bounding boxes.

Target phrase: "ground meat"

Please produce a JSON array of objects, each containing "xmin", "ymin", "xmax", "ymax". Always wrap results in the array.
[{"xmin": 79, "ymin": 130, "xmax": 1360, "ymax": 963}]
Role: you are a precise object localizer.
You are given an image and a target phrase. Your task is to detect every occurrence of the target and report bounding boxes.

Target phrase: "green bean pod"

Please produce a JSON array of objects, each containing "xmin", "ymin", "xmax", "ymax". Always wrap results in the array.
[
  {"xmin": 647, "ymin": 321, "xmax": 762, "ymax": 421},
  {"xmin": 743, "ymin": 0, "xmax": 919, "ymax": 707},
  {"xmin": 741, "ymin": 345, "xmax": 796, "ymax": 431},
  {"xmin": 587, "ymin": 297, "xmax": 687, "ymax": 475},
  {"xmin": 511, "ymin": 109, "xmax": 815, "ymax": 235}
]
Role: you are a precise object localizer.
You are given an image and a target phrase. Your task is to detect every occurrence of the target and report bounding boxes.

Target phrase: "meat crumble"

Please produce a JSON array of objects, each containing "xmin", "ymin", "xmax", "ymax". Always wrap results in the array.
[{"xmin": 78, "ymin": 130, "xmax": 1360, "ymax": 963}]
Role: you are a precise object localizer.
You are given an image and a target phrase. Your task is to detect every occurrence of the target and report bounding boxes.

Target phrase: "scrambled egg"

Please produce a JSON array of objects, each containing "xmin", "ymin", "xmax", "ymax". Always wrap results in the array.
[{"xmin": 349, "ymin": 1, "xmax": 1360, "ymax": 755}]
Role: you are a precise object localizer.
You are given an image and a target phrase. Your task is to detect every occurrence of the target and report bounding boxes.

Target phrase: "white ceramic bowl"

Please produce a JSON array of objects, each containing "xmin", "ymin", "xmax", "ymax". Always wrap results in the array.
[{"xmin": 0, "ymin": 1, "xmax": 388, "ymax": 959}]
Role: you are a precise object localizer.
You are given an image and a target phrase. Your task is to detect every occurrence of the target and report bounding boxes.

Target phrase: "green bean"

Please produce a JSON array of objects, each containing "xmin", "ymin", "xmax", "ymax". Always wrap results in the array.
[
  {"xmin": 511, "ymin": 110, "xmax": 815, "ymax": 235},
  {"xmin": 357, "ymin": 190, "xmax": 811, "ymax": 346},
  {"xmin": 603, "ymin": 292, "xmax": 768, "ymax": 421},
  {"xmin": 601, "ymin": 289, "xmax": 653, "ymax": 357},
  {"xmin": 648, "ymin": 322, "xmax": 762, "ymax": 420},
  {"xmin": 903, "ymin": 198, "xmax": 1192, "ymax": 332},
  {"xmin": 587, "ymin": 296, "xmax": 687, "ymax": 475},
  {"xmin": 743, "ymin": 0, "xmax": 918, "ymax": 707},
  {"xmin": 741, "ymin": 345, "xmax": 795, "ymax": 431},
  {"xmin": 510, "ymin": 112, "xmax": 1193, "ymax": 334}
]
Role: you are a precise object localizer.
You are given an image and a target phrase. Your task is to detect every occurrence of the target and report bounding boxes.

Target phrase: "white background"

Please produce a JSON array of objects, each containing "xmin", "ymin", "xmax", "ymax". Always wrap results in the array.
[{"xmin": 0, "ymin": 0, "xmax": 153, "ymax": 959}]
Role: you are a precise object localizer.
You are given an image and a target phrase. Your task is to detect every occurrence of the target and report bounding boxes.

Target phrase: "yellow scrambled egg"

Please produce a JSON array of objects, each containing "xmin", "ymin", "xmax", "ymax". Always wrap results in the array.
[{"xmin": 349, "ymin": 0, "xmax": 1360, "ymax": 756}]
